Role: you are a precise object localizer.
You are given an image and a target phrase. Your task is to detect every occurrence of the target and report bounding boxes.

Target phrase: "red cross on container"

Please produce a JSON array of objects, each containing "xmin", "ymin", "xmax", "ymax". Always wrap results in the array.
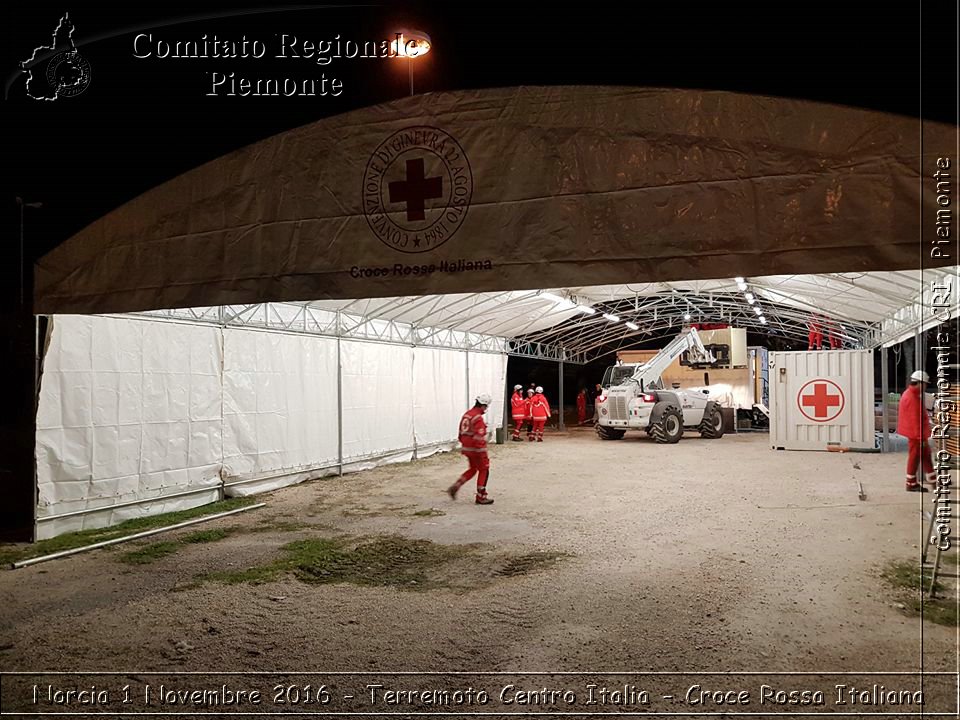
[
  {"xmin": 388, "ymin": 158, "xmax": 443, "ymax": 221},
  {"xmin": 797, "ymin": 379, "xmax": 845, "ymax": 422}
]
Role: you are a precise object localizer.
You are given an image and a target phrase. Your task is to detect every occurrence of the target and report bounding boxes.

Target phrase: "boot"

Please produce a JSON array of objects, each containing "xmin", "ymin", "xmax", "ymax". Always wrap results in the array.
[
  {"xmin": 447, "ymin": 483, "xmax": 460, "ymax": 500},
  {"xmin": 905, "ymin": 483, "xmax": 929, "ymax": 493},
  {"xmin": 475, "ymin": 495, "xmax": 494, "ymax": 505},
  {"xmin": 512, "ymin": 435, "xmax": 522, "ymax": 442}
]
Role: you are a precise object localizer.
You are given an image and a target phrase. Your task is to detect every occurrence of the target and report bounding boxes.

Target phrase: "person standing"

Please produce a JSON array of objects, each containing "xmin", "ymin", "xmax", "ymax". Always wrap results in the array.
[
  {"xmin": 510, "ymin": 384, "xmax": 526, "ymax": 441},
  {"xmin": 576, "ymin": 387, "xmax": 588, "ymax": 425},
  {"xmin": 531, "ymin": 386, "xmax": 551, "ymax": 442},
  {"xmin": 525, "ymin": 388, "xmax": 536, "ymax": 441},
  {"xmin": 448, "ymin": 393, "xmax": 494, "ymax": 505},
  {"xmin": 897, "ymin": 370, "xmax": 936, "ymax": 492},
  {"xmin": 807, "ymin": 315, "xmax": 823, "ymax": 350}
]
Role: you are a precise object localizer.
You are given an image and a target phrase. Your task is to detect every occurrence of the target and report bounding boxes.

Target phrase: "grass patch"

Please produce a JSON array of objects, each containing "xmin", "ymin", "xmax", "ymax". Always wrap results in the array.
[
  {"xmin": 0, "ymin": 497, "xmax": 256, "ymax": 567},
  {"xmin": 881, "ymin": 559, "xmax": 957, "ymax": 627},
  {"xmin": 496, "ymin": 551, "xmax": 568, "ymax": 577},
  {"xmin": 204, "ymin": 535, "xmax": 471, "ymax": 590},
  {"xmin": 881, "ymin": 559, "xmax": 944, "ymax": 594},
  {"xmin": 182, "ymin": 528, "xmax": 233, "ymax": 544},
  {"xmin": 119, "ymin": 541, "xmax": 182, "ymax": 565}
]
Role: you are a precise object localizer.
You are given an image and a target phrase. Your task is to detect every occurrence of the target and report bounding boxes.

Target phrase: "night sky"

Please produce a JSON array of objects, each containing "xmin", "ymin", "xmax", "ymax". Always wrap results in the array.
[{"xmin": 3, "ymin": 1, "xmax": 957, "ymax": 311}]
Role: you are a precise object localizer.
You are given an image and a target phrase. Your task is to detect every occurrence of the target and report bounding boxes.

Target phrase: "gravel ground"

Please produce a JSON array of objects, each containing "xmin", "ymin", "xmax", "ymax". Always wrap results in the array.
[{"xmin": 0, "ymin": 430, "xmax": 956, "ymax": 714}]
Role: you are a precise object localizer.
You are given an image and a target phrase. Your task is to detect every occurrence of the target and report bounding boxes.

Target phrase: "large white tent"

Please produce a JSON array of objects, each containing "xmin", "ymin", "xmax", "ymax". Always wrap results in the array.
[{"xmin": 29, "ymin": 87, "xmax": 955, "ymax": 540}]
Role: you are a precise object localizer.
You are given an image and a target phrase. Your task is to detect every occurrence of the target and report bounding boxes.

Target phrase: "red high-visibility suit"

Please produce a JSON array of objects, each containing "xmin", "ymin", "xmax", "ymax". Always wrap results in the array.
[
  {"xmin": 510, "ymin": 391, "xmax": 526, "ymax": 440},
  {"xmin": 808, "ymin": 317, "xmax": 823, "ymax": 350},
  {"xmin": 452, "ymin": 406, "xmax": 490, "ymax": 501},
  {"xmin": 524, "ymin": 392, "xmax": 535, "ymax": 441},
  {"xmin": 897, "ymin": 384, "xmax": 934, "ymax": 488},
  {"xmin": 530, "ymin": 392, "xmax": 551, "ymax": 442},
  {"xmin": 576, "ymin": 390, "xmax": 588, "ymax": 425},
  {"xmin": 827, "ymin": 322, "xmax": 841, "ymax": 350}
]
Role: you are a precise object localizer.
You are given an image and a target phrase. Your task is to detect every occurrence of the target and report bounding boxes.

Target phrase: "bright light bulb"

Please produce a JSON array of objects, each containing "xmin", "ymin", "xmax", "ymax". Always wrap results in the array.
[
  {"xmin": 734, "ymin": 277, "xmax": 745, "ymax": 284},
  {"xmin": 759, "ymin": 316, "xmax": 767, "ymax": 324},
  {"xmin": 745, "ymin": 293, "xmax": 755, "ymax": 303},
  {"xmin": 625, "ymin": 322, "xmax": 639, "ymax": 331},
  {"xmin": 754, "ymin": 306, "xmax": 763, "ymax": 315},
  {"xmin": 683, "ymin": 313, "xmax": 692, "ymax": 321},
  {"xmin": 602, "ymin": 313, "xmax": 620, "ymax": 323},
  {"xmin": 578, "ymin": 306, "xmax": 596, "ymax": 315}
]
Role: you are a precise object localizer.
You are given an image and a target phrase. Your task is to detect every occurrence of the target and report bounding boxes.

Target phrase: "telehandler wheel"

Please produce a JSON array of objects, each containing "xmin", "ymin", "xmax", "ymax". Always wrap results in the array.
[
  {"xmin": 596, "ymin": 424, "xmax": 626, "ymax": 440},
  {"xmin": 698, "ymin": 404, "xmax": 725, "ymax": 438},
  {"xmin": 650, "ymin": 406, "xmax": 683, "ymax": 444}
]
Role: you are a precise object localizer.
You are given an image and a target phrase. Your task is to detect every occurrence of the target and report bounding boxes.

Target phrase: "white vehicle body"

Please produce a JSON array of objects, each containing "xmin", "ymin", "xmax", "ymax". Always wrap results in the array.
[{"xmin": 596, "ymin": 329, "xmax": 725, "ymax": 443}]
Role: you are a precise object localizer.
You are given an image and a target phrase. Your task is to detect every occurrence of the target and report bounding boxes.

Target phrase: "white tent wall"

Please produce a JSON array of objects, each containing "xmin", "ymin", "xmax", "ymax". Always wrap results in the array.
[
  {"xmin": 413, "ymin": 348, "xmax": 467, "ymax": 454},
  {"xmin": 35, "ymin": 315, "xmax": 223, "ymax": 540},
  {"xmin": 340, "ymin": 341, "xmax": 416, "ymax": 468},
  {"xmin": 467, "ymin": 351, "xmax": 509, "ymax": 431},
  {"xmin": 221, "ymin": 329, "xmax": 340, "ymax": 495},
  {"xmin": 34, "ymin": 314, "xmax": 508, "ymax": 539}
]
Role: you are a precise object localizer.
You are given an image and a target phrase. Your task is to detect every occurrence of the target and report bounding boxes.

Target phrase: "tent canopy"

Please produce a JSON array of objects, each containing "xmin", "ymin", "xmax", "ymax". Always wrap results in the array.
[{"xmin": 36, "ymin": 86, "xmax": 952, "ymax": 317}]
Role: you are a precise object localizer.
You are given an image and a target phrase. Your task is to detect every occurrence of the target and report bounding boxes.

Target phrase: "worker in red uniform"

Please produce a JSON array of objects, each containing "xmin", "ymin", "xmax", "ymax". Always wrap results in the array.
[
  {"xmin": 897, "ymin": 371, "xmax": 935, "ymax": 492},
  {"xmin": 531, "ymin": 386, "xmax": 552, "ymax": 442},
  {"xmin": 576, "ymin": 387, "xmax": 588, "ymax": 425},
  {"xmin": 510, "ymin": 384, "xmax": 526, "ymax": 441},
  {"xmin": 448, "ymin": 393, "xmax": 495, "ymax": 505},
  {"xmin": 808, "ymin": 315, "xmax": 823, "ymax": 350},
  {"xmin": 525, "ymin": 388, "xmax": 536, "ymax": 441},
  {"xmin": 827, "ymin": 321, "xmax": 842, "ymax": 350}
]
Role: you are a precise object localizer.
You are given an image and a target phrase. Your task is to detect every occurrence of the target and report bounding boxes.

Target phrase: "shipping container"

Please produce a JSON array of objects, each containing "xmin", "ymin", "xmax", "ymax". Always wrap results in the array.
[{"xmin": 770, "ymin": 350, "xmax": 875, "ymax": 451}]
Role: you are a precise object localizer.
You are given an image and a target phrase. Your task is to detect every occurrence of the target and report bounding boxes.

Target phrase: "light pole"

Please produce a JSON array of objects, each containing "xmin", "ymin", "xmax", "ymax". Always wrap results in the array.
[
  {"xmin": 392, "ymin": 29, "xmax": 432, "ymax": 96},
  {"xmin": 16, "ymin": 197, "xmax": 43, "ymax": 308}
]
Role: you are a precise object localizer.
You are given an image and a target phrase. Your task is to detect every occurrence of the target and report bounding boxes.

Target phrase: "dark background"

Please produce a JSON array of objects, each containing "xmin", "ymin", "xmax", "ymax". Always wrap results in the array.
[
  {"xmin": 2, "ymin": 1, "xmax": 957, "ymax": 539},
  {"xmin": 4, "ymin": 1, "xmax": 957, "ymax": 294}
]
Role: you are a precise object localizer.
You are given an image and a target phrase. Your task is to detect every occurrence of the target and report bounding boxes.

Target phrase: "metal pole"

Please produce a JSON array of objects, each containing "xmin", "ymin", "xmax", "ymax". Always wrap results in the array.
[
  {"xmin": 408, "ymin": 57, "xmax": 414, "ymax": 96},
  {"xmin": 336, "ymin": 311, "xmax": 343, "ymax": 476},
  {"xmin": 465, "ymin": 350, "xmax": 470, "ymax": 407},
  {"xmin": 558, "ymin": 356, "xmax": 565, "ymax": 431},
  {"xmin": 914, "ymin": 328, "xmax": 923, "ymax": 376},
  {"xmin": 880, "ymin": 345, "xmax": 890, "ymax": 452},
  {"xmin": 13, "ymin": 503, "xmax": 266, "ymax": 569}
]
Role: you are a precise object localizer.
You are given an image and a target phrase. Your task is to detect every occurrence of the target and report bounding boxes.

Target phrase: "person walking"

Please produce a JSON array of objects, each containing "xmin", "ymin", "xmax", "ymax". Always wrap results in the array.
[
  {"xmin": 448, "ymin": 393, "xmax": 495, "ymax": 505},
  {"xmin": 531, "ymin": 386, "xmax": 551, "ymax": 442},
  {"xmin": 897, "ymin": 370, "xmax": 936, "ymax": 492},
  {"xmin": 510, "ymin": 384, "xmax": 526, "ymax": 441},
  {"xmin": 576, "ymin": 387, "xmax": 588, "ymax": 425}
]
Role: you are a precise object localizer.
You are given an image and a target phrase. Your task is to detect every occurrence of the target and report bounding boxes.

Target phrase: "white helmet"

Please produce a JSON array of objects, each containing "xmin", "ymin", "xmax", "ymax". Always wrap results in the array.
[
  {"xmin": 476, "ymin": 393, "xmax": 492, "ymax": 406},
  {"xmin": 535, "ymin": 386, "xmax": 543, "ymax": 393},
  {"xmin": 911, "ymin": 370, "xmax": 930, "ymax": 384},
  {"xmin": 514, "ymin": 384, "xmax": 523, "ymax": 391}
]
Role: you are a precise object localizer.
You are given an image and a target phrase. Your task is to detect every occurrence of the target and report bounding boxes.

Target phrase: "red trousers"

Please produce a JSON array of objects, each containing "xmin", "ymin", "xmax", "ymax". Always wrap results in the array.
[
  {"xmin": 532, "ymin": 418, "xmax": 547, "ymax": 440},
  {"xmin": 808, "ymin": 329, "xmax": 822, "ymax": 350},
  {"xmin": 906, "ymin": 439, "xmax": 934, "ymax": 485},
  {"xmin": 511, "ymin": 417, "xmax": 525, "ymax": 438},
  {"xmin": 577, "ymin": 407, "xmax": 587, "ymax": 424},
  {"xmin": 455, "ymin": 451, "xmax": 490, "ymax": 498}
]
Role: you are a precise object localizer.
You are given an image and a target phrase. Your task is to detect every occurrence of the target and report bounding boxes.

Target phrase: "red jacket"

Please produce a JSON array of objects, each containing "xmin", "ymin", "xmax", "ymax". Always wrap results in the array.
[
  {"xmin": 897, "ymin": 385, "xmax": 930, "ymax": 440},
  {"xmin": 524, "ymin": 395, "xmax": 534, "ymax": 419},
  {"xmin": 531, "ymin": 393, "xmax": 551, "ymax": 419},
  {"xmin": 459, "ymin": 406, "xmax": 488, "ymax": 453},
  {"xmin": 510, "ymin": 391, "xmax": 526, "ymax": 419},
  {"xmin": 576, "ymin": 392, "xmax": 587, "ymax": 411}
]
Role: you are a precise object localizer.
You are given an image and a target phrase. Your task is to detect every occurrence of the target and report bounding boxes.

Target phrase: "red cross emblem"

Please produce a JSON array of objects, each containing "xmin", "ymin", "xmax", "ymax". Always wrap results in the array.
[
  {"xmin": 797, "ymin": 379, "xmax": 845, "ymax": 422},
  {"xmin": 388, "ymin": 158, "xmax": 443, "ymax": 221}
]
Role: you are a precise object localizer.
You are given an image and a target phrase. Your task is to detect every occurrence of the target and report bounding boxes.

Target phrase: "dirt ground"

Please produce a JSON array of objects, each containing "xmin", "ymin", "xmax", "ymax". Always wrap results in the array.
[{"xmin": 1, "ymin": 429, "xmax": 957, "ymax": 713}]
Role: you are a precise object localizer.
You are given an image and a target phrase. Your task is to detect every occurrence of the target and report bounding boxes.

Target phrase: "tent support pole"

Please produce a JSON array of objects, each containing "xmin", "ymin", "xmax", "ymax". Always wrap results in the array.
[
  {"xmin": 880, "ymin": 345, "xmax": 890, "ymax": 452},
  {"xmin": 558, "ymin": 355, "xmax": 565, "ymax": 431},
  {"xmin": 336, "ymin": 311, "xmax": 343, "ymax": 477}
]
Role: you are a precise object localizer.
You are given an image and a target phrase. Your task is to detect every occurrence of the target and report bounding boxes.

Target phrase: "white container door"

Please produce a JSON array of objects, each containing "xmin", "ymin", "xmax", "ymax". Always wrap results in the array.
[{"xmin": 770, "ymin": 350, "xmax": 874, "ymax": 451}]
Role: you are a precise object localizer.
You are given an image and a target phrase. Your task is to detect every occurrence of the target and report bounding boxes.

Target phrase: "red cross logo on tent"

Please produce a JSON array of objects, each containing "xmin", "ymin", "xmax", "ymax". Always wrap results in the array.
[
  {"xmin": 388, "ymin": 158, "xmax": 443, "ymax": 221},
  {"xmin": 797, "ymin": 379, "xmax": 845, "ymax": 422}
]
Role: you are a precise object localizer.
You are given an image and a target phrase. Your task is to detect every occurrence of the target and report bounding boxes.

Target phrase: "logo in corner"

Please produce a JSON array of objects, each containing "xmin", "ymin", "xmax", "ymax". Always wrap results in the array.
[
  {"xmin": 19, "ymin": 12, "xmax": 91, "ymax": 101},
  {"xmin": 362, "ymin": 126, "xmax": 473, "ymax": 254}
]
